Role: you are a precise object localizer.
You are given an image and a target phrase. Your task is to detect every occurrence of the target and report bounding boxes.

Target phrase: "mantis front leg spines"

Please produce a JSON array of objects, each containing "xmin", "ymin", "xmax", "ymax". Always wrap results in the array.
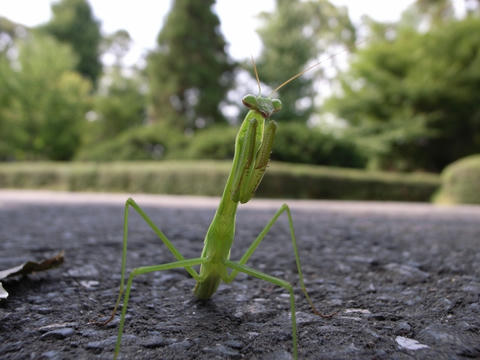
[{"xmin": 101, "ymin": 65, "xmax": 329, "ymax": 360}]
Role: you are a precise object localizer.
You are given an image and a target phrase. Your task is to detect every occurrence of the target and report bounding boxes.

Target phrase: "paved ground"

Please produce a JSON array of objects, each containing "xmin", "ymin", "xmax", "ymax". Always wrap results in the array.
[{"xmin": 0, "ymin": 190, "xmax": 479, "ymax": 359}]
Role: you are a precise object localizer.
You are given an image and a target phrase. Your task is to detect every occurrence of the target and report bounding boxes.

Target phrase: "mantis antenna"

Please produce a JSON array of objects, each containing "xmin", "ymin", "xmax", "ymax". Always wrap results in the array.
[
  {"xmin": 270, "ymin": 44, "xmax": 361, "ymax": 96},
  {"xmin": 251, "ymin": 55, "xmax": 262, "ymax": 95}
]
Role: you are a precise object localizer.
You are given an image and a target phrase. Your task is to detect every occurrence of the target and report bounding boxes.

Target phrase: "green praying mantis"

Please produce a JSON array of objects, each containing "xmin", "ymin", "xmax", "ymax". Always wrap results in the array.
[{"xmin": 99, "ymin": 59, "xmax": 335, "ymax": 360}]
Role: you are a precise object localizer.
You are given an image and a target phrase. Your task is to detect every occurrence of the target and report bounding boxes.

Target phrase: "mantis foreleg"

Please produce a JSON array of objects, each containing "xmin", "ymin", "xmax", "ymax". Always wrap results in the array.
[
  {"xmin": 101, "ymin": 198, "xmax": 202, "ymax": 325},
  {"xmin": 114, "ymin": 257, "xmax": 207, "ymax": 360}
]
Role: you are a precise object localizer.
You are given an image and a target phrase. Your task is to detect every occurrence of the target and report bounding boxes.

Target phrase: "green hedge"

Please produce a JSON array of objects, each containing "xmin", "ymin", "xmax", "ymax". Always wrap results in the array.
[
  {"xmin": 259, "ymin": 163, "xmax": 439, "ymax": 201},
  {"xmin": 272, "ymin": 123, "xmax": 367, "ymax": 168},
  {"xmin": 0, "ymin": 161, "xmax": 439, "ymax": 202},
  {"xmin": 185, "ymin": 123, "xmax": 367, "ymax": 168},
  {"xmin": 436, "ymin": 154, "xmax": 480, "ymax": 204},
  {"xmin": 185, "ymin": 126, "xmax": 237, "ymax": 160}
]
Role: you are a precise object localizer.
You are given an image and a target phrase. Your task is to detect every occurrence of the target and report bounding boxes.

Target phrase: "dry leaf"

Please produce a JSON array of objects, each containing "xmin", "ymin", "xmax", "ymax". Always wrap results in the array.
[
  {"xmin": 0, "ymin": 251, "xmax": 64, "ymax": 300},
  {"xmin": 0, "ymin": 283, "xmax": 7, "ymax": 299}
]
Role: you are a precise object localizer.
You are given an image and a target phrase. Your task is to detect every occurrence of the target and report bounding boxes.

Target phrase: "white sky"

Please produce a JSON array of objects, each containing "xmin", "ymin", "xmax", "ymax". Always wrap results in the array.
[{"xmin": 2, "ymin": 0, "xmax": 460, "ymax": 66}]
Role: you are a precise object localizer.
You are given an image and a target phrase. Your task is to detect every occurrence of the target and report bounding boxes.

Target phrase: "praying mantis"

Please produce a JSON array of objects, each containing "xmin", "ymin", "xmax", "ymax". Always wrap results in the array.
[{"xmin": 100, "ymin": 60, "xmax": 334, "ymax": 360}]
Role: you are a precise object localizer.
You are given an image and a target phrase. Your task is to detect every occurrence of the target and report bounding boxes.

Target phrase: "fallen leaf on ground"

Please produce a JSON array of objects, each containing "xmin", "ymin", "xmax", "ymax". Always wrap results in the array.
[
  {"xmin": 0, "ymin": 251, "xmax": 64, "ymax": 300},
  {"xmin": 0, "ymin": 283, "xmax": 7, "ymax": 299}
]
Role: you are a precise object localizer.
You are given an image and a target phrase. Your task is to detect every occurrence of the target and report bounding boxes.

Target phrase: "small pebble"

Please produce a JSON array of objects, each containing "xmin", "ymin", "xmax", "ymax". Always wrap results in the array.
[
  {"xmin": 67, "ymin": 264, "xmax": 99, "ymax": 278},
  {"xmin": 80, "ymin": 280, "xmax": 99, "ymax": 289},
  {"xmin": 203, "ymin": 344, "xmax": 241, "ymax": 358},
  {"xmin": 39, "ymin": 350, "xmax": 61, "ymax": 360},
  {"xmin": 394, "ymin": 321, "xmax": 412, "ymax": 336},
  {"xmin": 40, "ymin": 328, "xmax": 74, "ymax": 340},
  {"xmin": 86, "ymin": 335, "xmax": 136, "ymax": 351},
  {"xmin": 395, "ymin": 336, "xmax": 429, "ymax": 350},
  {"xmin": 0, "ymin": 342, "xmax": 22, "ymax": 354},
  {"xmin": 384, "ymin": 263, "xmax": 430, "ymax": 283},
  {"xmin": 168, "ymin": 339, "xmax": 193, "ymax": 351},
  {"xmin": 295, "ymin": 311, "xmax": 321, "ymax": 325},
  {"xmin": 223, "ymin": 339, "xmax": 243, "ymax": 349},
  {"xmin": 141, "ymin": 335, "xmax": 168, "ymax": 348},
  {"xmin": 261, "ymin": 349, "xmax": 293, "ymax": 360},
  {"xmin": 32, "ymin": 306, "xmax": 52, "ymax": 315}
]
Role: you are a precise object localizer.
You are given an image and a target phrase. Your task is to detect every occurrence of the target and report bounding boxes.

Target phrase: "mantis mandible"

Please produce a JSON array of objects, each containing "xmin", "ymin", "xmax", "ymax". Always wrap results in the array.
[{"xmin": 101, "ymin": 60, "xmax": 333, "ymax": 360}]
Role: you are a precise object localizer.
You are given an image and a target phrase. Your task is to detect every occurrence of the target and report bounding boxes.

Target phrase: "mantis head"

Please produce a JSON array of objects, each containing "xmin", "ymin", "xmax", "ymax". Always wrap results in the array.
[
  {"xmin": 241, "ymin": 57, "xmax": 283, "ymax": 119},
  {"xmin": 231, "ymin": 50, "xmax": 355, "ymax": 203},
  {"xmin": 242, "ymin": 95, "xmax": 282, "ymax": 119}
]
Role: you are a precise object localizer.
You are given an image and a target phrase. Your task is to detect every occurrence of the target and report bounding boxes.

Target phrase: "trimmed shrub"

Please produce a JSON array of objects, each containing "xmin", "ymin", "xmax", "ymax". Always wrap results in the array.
[
  {"xmin": 261, "ymin": 163, "xmax": 439, "ymax": 201},
  {"xmin": 272, "ymin": 123, "xmax": 367, "ymax": 168},
  {"xmin": 0, "ymin": 161, "xmax": 439, "ymax": 202},
  {"xmin": 76, "ymin": 124, "xmax": 188, "ymax": 161},
  {"xmin": 185, "ymin": 126, "xmax": 237, "ymax": 160},
  {"xmin": 184, "ymin": 123, "xmax": 367, "ymax": 168},
  {"xmin": 436, "ymin": 155, "xmax": 480, "ymax": 204}
]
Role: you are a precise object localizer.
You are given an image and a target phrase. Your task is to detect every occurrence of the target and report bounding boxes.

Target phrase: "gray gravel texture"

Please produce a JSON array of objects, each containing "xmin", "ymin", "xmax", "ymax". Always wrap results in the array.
[{"xmin": 0, "ymin": 190, "xmax": 480, "ymax": 360}]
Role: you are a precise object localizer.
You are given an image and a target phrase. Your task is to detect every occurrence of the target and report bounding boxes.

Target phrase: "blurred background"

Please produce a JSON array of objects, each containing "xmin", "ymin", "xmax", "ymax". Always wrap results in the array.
[{"xmin": 0, "ymin": 0, "xmax": 479, "ymax": 204}]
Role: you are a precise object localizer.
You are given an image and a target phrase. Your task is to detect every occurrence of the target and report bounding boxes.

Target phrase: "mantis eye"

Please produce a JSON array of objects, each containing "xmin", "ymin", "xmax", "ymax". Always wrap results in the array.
[
  {"xmin": 242, "ymin": 94, "xmax": 257, "ymax": 110},
  {"xmin": 272, "ymin": 99, "xmax": 282, "ymax": 112}
]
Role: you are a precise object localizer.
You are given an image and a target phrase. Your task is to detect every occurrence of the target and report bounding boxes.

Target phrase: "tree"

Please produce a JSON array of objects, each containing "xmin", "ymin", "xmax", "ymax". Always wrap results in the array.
[
  {"xmin": 0, "ymin": 16, "xmax": 29, "ymax": 55},
  {"xmin": 101, "ymin": 29, "xmax": 132, "ymax": 66},
  {"xmin": 92, "ymin": 67, "xmax": 147, "ymax": 140},
  {"xmin": 41, "ymin": 0, "xmax": 102, "ymax": 86},
  {"xmin": 414, "ymin": 0, "xmax": 455, "ymax": 25},
  {"xmin": 326, "ymin": 17, "xmax": 480, "ymax": 172},
  {"xmin": 392, "ymin": 0, "xmax": 456, "ymax": 32},
  {"xmin": 147, "ymin": 0, "xmax": 234, "ymax": 131},
  {"xmin": 0, "ymin": 33, "xmax": 91, "ymax": 160},
  {"xmin": 86, "ymin": 29, "xmax": 147, "ymax": 142},
  {"xmin": 255, "ymin": 0, "xmax": 356, "ymax": 124},
  {"xmin": 465, "ymin": 0, "xmax": 480, "ymax": 16}
]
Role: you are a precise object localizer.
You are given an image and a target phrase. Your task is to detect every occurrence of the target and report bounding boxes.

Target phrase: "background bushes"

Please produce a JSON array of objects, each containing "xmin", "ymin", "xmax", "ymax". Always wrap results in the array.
[
  {"xmin": 272, "ymin": 123, "xmax": 366, "ymax": 168},
  {"xmin": 0, "ymin": 161, "xmax": 439, "ymax": 202},
  {"xmin": 186, "ymin": 123, "xmax": 368, "ymax": 169},
  {"xmin": 185, "ymin": 126, "xmax": 237, "ymax": 160},
  {"xmin": 436, "ymin": 154, "xmax": 480, "ymax": 204},
  {"xmin": 92, "ymin": 123, "xmax": 367, "ymax": 169},
  {"xmin": 76, "ymin": 123, "xmax": 188, "ymax": 161}
]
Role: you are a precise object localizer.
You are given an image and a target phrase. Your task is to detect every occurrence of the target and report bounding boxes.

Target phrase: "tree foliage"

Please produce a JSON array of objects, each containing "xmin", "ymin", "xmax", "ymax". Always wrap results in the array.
[
  {"xmin": 0, "ymin": 16, "xmax": 28, "ymax": 56},
  {"xmin": 76, "ymin": 123, "xmax": 187, "ymax": 161},
  {"xmin": 410, "ymin": 0, "xmax": 455, "ymax": 27},
  {"xmin": 147, "ymin": 0, "xmax": 234, "ymax": 131},
  {"xmin": 91, "ymin": 67, "xmax": 147, "ymax": 141},
  {"xmin": 41, "ymin": 0, "xmax": 102, "ymax": 86},
  {"xmin": 255, "ymin": 0, "xmax": 356, "ymax": 123},
  {"xmin": 326, "ymin": 17, "xmax": 480, "ymax": 171},
  {"xmin": 101, "ymin": 29, "xmax": 132, "ymax": 66},
  {"xmin": 0, "ymin": 33, "xmax": 90, "ymax": 160}
]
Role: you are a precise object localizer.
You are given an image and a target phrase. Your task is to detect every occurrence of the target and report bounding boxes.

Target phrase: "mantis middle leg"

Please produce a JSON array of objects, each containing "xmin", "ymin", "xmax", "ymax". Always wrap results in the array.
[
  {"xmin": 113, "ymin": 257, "xmax": 207, "ymax": 360},
  {"xmin": 226, "ymin": 203, "xmax": 332, "ymax": 316},
  {"xmin": 101, "ymin": 198, "xmax": 202, "ymax": 325}
]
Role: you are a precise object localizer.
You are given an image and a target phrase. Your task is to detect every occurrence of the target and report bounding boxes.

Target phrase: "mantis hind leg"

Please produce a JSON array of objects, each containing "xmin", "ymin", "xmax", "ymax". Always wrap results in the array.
[
  {"xmin": 113, "ymin": 258, "xmax": 206, "ymax": 360},
  {"xmin": 226, "ymin": 203, "xmax": 335, "ymax": 317},
  {"xmin": 224, "ymin": 260, "xmax": 299, "ymax": 360},
  {"xmin": 98, "ymin": 198, "xmax": 202, "ymax": 325}
]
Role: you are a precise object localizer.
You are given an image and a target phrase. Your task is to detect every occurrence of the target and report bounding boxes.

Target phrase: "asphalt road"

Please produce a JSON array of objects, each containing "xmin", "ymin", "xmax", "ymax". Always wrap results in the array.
[{"xmin": 0, "ymin": 190, "xmax": 479, "ymax": 359}]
